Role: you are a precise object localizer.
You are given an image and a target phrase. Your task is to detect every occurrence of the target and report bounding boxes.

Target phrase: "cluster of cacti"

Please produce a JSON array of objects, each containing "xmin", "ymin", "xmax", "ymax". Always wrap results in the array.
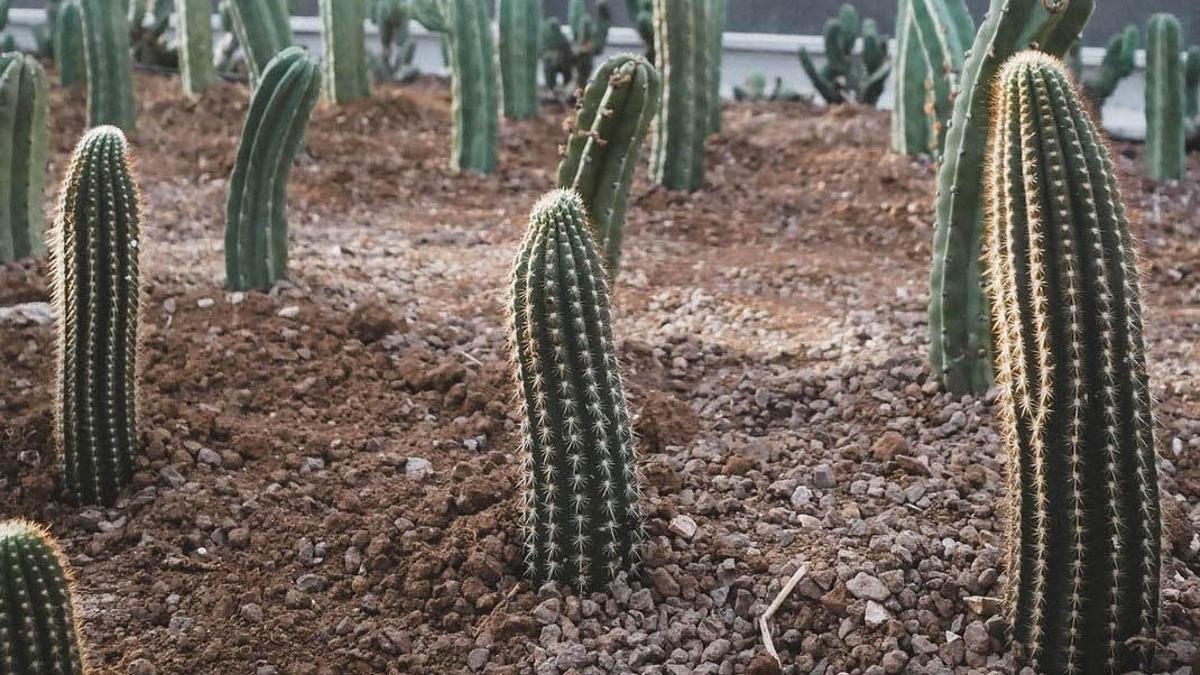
[
  {"xmin": 799, "ymin": 4, "xmax": 890, "ymax": 107},
  {"xmin": 129, "ymin": 0, "xmax": 176, "ymax": 69},
  {"xmin": 986, "ymin": 52, "xmax": 1161, "ymax": 675},
  {"xmin": 413, "ymin": 0, "xmax": 498, "ymax": 174},
  {"xmin": 542, "ymin": 0, "xmax": 611, "ymax": 93},
  {"xmin": 320, "ymin": 0, "xmax": 371, "ymax": 104},
  {"xmin": 890, "ymin": 0, "xmax": 930, "ymax": 155},
  {"xmin": 510, "ymin": 189, "xmax": 644, "ymax": 593},
  {"xmin": 649, "ymin": 0, "xmax": 713, "ymax": 192},
  {"xmin": 1082, "ymin": 24, "xmax": 1138, "ymax": 108},
  {"xmin": 0, "ymin": 521, "xmax": 87, "ymax": 675},
  {"xmin": 177, "ymin": 0, "xmax": 216, "ymax": 98},
  {"xmin": 228, "ymin": 0, "xmax": 292, "ymax": 87},
  {"xmin": 51, "ymin": 126, "xmax": 143, "ymax": 507},
  {"xmin": 498, "ymin": 0, "xmax": 541, "ymax": 120},
  {"xmin": 1144, "ymin": 14, "xmax": 1186, "ymax": 182},
  {"xmin": 369, "ymin": 0, "xmax": 419, "ymax": 83},
  {"xmin": 928, "ymin": 0, "xmax": 1093, "ymax": 394},
  {"xmin": 557, "ymin": 54, "xmax": 660, "ymax": 280},
  {"xmin": 0, "ymin": 52, "xmax": 49, "ymax": 264},
  {"xmin": 908, "ymin": 0, "xmax": 974, "ymax": 155},
  {"xmin": 225, "ymin": 47, "xmax": 321, "ymax": 291},
  {"xmin": 80, "ymin": 0, "xmax": 138, "ymax": 131}
]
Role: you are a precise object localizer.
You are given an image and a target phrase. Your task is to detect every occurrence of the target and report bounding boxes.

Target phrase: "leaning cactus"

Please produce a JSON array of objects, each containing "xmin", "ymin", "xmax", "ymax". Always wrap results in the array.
[
  {"xmin": 225, "ymin": 47, "xmax": 321, "ymax": 291},
  {"xmin": 557, "ymin": 54, "xmax": 660, "ymax": 280},
  {"xmin": 320, "ymin": 0, "xmax": 370, "ymax": 104},
  {"xmin": 649, "ymin": 0, "xmax": 711, "ymax": 192},
  {"xmin": 706, "ymin": 0, "xmax": 725, "ymax": 133},
  {"xmin": 798, "ymin": 4, "xmax": 891, "ymax": 106},
  {"xmin": 986, "ymin": 52, "xmax": 1161, "ymax": 675},
  {"xmin": 1083, "ymin": 24, "xmax": 1138, "ymax": 108},
  {"xmin": 228, "ymin": 0, "xmax": 292, "ymax": 87},
  {"xmin": 0, "ymin": 53, "xmax": 49, "ymax": 264},
  {"xmin": 54, "ymin": 0, "xmax": 86, "ymax": 87},
  {"xmin": 80, "ymin": 0, "xmax": 137, "ymax": 131},
  {"xmin": 909, "ymin": 0, "xmax": 974, "ymax": 155},
  {"xmin": 511, "ymin": 189, "xmax": 644, "ymax": 593},
  {"xmin": 1144, "ymin": 14, "xmax": 1185, "ymax": 182},
  {"xmin": 177, "ymin": 0, "xmax": 216, "ymax": 97},
  {"xmin": 498, "ymin": 0, "xmax": 541, "ymax": 120},
  {"xmin": 928, "ymin": 0, "xmax": 1093, "ymax": 394},
  {"xmin": 52, "ymin": 126, "xmax": 143, "ymax": 507},
  {"xmin": 0, "ymin": 520, "xmax": 87, "ymax": 675},
  {"xmin": 891, "ymin": 0, "xmax": 932, "ymax": 155}
]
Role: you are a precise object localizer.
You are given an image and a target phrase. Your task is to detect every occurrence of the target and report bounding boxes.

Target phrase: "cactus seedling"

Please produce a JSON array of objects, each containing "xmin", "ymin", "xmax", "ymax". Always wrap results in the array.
[
  {"xmin": 80, "ymin": 0, "xmax": 137, "ymax": 131},
  {"xmin": 798, "ymin": 4, "xmax": 891, "ymax": 106},
  {"xmin": 649, "ymin": 0, "xmax": 712, "ymax": 192},
  {"xmin": 54, "ymin": 0, "xmax": 86, "ymax": 87},
  {"xmin": 177, "ymin": 0, "xmax": 217, "ymax": 97},
  {"xmin": 1144, "ymin": 14, "xmax": 1186, "ymax": 182},
  {"xmin": 498, "ymin": 0, "xmax": 541, "ymax": 120},
  {"xmin": 0, "ymin": 52, "xmax": 49, "ymax": 263},
  {"xmin": 1083, "ymin": 24, "xmax": 1138, "ymax": 108},
  {"xmin": 228, "ymin": 0, "xmax": 293, "ymax": 87},
  {"xmin": 320, "ymin": 0, "xmax": 371, "ymax": 104}
]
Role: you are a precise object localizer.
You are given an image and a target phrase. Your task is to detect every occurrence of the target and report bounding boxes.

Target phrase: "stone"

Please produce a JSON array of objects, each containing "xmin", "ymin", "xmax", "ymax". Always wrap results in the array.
[
  {"xmin": 669, "ymin": 515, "xmax": 698, "ymax": 539},
  {"xmin": 846, "ymin": 572, "xmax": 890, "ymax": 602}
]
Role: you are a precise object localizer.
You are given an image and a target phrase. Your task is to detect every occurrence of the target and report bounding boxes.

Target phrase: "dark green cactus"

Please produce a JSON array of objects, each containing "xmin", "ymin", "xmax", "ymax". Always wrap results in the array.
[
  {"xmin": 498, "ymin": 0, "xmax": 541, "ymax": 120},
  {"xmin": 0, "ymin": 520, "xmax": 87, "ymax": 675},
  {"xmin": 80, "ymin": 0, "xmax": 137, "ymax": 131},
  {"xmin": 228, "ymin": 0, "xmax": 292, "ymax": 87},
  {"xmin": 225, "ymin": 47, "xmax": 321, "ymax": 291},
  {"xmin": 1144, "ymin": 14, "xmax": 1185, "ymax": 182},
  {"xmin": 320, "ymin": 0, "xmax": 370, "ymax": 104},
  {"xmin": 369, "ymin": 0, "xmax": 418, "ymax": 82},
  {"xmin": 510, "ymin": 189, "xmax": 644, "ymax": 593},
  {"xmin": 1186, "ymin": 46, "xmax": 1200, "ymax": 119},
  {"xmin": 986, "ymin": 52, "xmax": 1161, "ymax": 675},
  {"xmin": 891, "ymin": 0, "xmax": 932, "ymax": 155},
  {"xmin": 623, "ymin": 0, "xmax": 654, "ymax": 61},
  {"xmin": 909, "ymin": 0, "xmax": 974, "ymax": 155},
  {"xmin": 928, "ymin": 0, "xmax": 1093, "ymax": 395},
  {"xmin": 706, "ymin": 0, "xmax": 725, "ymax": 133},
  {"xmin": 1083, "ymin": 24, "xmax": 1138, "ymax": 108},
  {"xmin": 54, "ymin": 0, "xmax": 86, "ymax": 87},
  {"xmin": 128, "ymin": 0, "xmax": 176, "ymax": 69},
  {"xmin": 0, "ymin": 53, "xmax": 48, "ymax": 264},
  {"xmin": 649, "ymin": 0, "xmax": 711, "ymax": 192},
  {"xmin": 52, "ymin": 126, "xmax": 143, "ymax": 507},
  {"xmin": 798, "ymin": 4, "xmax": 891, "ymax": 107},
  {"xmin": 557, "ymin": 54, "xmax": 660, "ymax": 280},
  {"xmin": 542, "ymin": 0, "xmax": 610, "ymax": 92},
  {"xmin": 177, "ymin": 0, "xmax": 216, "ymax": 97}
]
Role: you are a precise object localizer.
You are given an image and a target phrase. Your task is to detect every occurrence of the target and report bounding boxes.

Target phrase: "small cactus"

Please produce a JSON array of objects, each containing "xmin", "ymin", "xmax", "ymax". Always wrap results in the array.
[
  {"xmin": 320, "ymin": 0, "xmax": 371, "ymax": 104},
  {"xmin": 0, "ymin": 52, "xmax": 49, "ymax": 264},
  {"xmin": 798, "ymin": 4, "xmax": 891, "ymax": 107},
  {"xmin": 177, "ymin": 0, "xmax": 216, "ymax": 98},
  {"xmin": 557, "ymin": 54, "xmax": 660, "ymax": 280},
  {"xmin": 891, "ymin": 0, "xmax": 932, "ymax": 155},
  {"xmin": 1083, "ymin": 24, "xmax": 1138, "ymax": 108},
  {"xmin": 228, "ymin": 0, "xmax": 292, "ymax": 87},
  {"xmin": 1144, "ymin": 14, "xmax": 1186, "ymax": 182},
  {"xmin": 51, "ymin": 126, "xmax": 143, "ymax": 507},
  {"xmin": 0, "ymin": 520, "xmax": 87, "ymax": 675},
  {"xmin": 225, "ymin": 47, "xmax": 321, "ymax": 291},
  {"xmin": 498, "ymin": 0, "xmax": 541, "ymax": 120},
  {"xmin": 54, "ymin": 0, "xmax": 86, "ymax": 87},
  {"xmin": 510, "ymin": 189, "xmax": 644, "ymax": 593},
  {"xmin": 80, "ymin": 0, "xmax": 137, "ymax": 131},
  {"xmin": 649, "ymin": 0, "xmax": 713, "ymax": 192},
  {"xmin": 908, "ymin": 0, "xmax": 974, "ymax": 155}
]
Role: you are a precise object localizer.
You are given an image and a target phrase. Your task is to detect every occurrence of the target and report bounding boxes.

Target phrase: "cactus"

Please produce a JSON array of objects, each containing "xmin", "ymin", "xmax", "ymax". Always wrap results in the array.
[
  {"xmin": 510, "ymin": 189, "xmax": 644, "ymax": 593},
  {"xmin": 129, "ymin": 0, "xmax": 176, "ymax": 69},
  {"xmin": 228, "ymin": 0, "xmax": 292, "ymax": 87},
  {"xmin": 498, "ymin": 0, "xmax": 541, "ymax": 120},
  {"xmin": 0, "ymin": 520, "xmax": 87, "ymax": 675},
  {"xmin": 54, "ymin": 0, "xmax": 86, "ymax": 87},
  {"xmin": 1144, "ymin": 14, "xmax": 1185, "ymax": 182},
  {"xmin": 542, "ymin": 0, "xmax": 611, "ymax": 93},
  {"xmin": 177, "ymin": 0, "xmax": 216, "ymax": 97},
  {"xmin": 706, "ymin": 0, "xmax": 725, "ymax": 133},
  {"xmin": 623, "ymin": 0, "xmax": 654, "ymax": 61},
  {"xmin": 732, "ymin": 73, "xmax": 801, "ymax": 102},
  {"xmin": 0, "ymin": 53, "xmax": 49, "ymax": 265},
  {"xmin": 320, "ymin": 0, "xmax": 370, "ymax": 104},
  {"xmin": 369, "ymin": 0, "xmax": 418, "ymax": 83},
  {"xmin": 1186, "ymin": 46, "xmax": 1200, "ymax": 119},
  {"xmin": 890, "ymin": 0, "xmax": 931, "ymax": 155},
  {"xmin": 986, "ymin": 52, "xmax": 1161, "ymax": 675},
  {"xmin": 557, "ymin": 54, "xmax": 660, "ymax": 280},
  {"xmin": 927, "ymin": 0, "xmax": 1092, "ymax": 395},
  {"xmin": 649, "ymin": 0, "xmax": 711, "ymax": 192},
  {"xmin": 798, "ymin": 4, "xmax": 891, "ymax": 107},
  {"xmin": 80, "ymin": 0, "xmax": 137, "ymax": 131},
  {"xmin": 225, "ymin": 47, "xmax": 321, "ymax": 291},
  {"xmin": 909, "ymin": 0, "xmax": 974, "ymax": 155},
  {"xmin": 413, "ymin": 0, "xmax": 498, "ymax": 174},
  {"xmin": 1082, "ymin": 24, "xmax": 1138, "ymax": 108},
  {"xmin": 51, "ymin": 126, "xmax": 143, "ymax": 507}
]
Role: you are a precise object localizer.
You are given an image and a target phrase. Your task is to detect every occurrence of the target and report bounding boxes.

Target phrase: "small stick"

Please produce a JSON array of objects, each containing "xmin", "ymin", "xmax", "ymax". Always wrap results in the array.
[{"xmin": 759, "ymin": 563, "xmax": 809, "ymax": 665}]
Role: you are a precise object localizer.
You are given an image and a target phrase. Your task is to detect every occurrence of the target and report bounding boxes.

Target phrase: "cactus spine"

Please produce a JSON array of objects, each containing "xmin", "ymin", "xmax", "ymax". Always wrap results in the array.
[
  {"xmin": 1082, "ymin": 25, "xmax": 1138, "ymax": 108},
  {"xmin": 705, "ymin": 0, "xmax": 725, "ymax": 133},
  {"xmin": 498, "ymin": 0, "xmax": 540, "ymax": 120},
  {"xmin": 909, "ymin": 0, "xmax": 974, "ymax": 155},
  {"xmin": 1144, "ymin": 14, "xmax": 1185, "ymax": 182},
  {"xmin": 928, "ymin": 0, "xmax": 1092, "ymax": 394},
  {"xmin": 891, "ymin": 0, "xmax": 932, "ymax": 155},
  {"xmin": 986, "ymin": 52, "xmax": 1161, "ymax": 675},
  {"xmin": 649, "ymin": 0, "xmax": 711, "ymax": 192},
  {"xmin": 176, "ymin": 0, "xmax": 216, "ymax": 98},
  {"xmin": 52, "ymin": 126, "xmax": 143, "ymax": 507},
  {"xmin": 320, "ymin": 0, "xmax": 371, "ymax": 104},
  {"xmin": 557, "ymin": 54, "xmax": 660, "ymax": 280},
  {"xmin": 0, "ymin": 53, "xmax": 49, "ymax": 264},
  {"xmin": 511, "ymin": 190, "xmax": 643, "ymax": 593},
  {"xmin": 225, "ymin": 47, "xmax": 321, "ymax": 291},
  {"xmin": 228, "ymin": 0, "xmax": 292, "ymax": 87},
  {"xmin": 54, "ymin": 0, "xmax": 86, "ymax": 87},
  {"xmin": 0, "ymin": 521, "xmax": 86, "ymax": 675},
  {"xmin": 80, "ymin": 0, "xmax": 137, "ymax": 131}
]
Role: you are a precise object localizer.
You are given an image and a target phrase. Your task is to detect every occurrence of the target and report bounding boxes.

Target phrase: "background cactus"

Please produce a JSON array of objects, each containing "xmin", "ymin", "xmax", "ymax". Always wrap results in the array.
[
  {"xmin": 0, "ymin": 52, "xmax": 48, "ymax": 264},
  {"xmin": 1144, "ymin": 14, "xmax": 1186, "ymax": 182},
  {"xmin": 557, "ymin": 54, "xmax": 660, "ymax": 280},
  {"xmin": 369, "ymin": 0, "xmax": 418, "ymax": 83},
  {"xmin": 1082, "ymin": 24, "xmax": 1138, "ymax": 108},
  {"xmin": 228, "ymin": 0, "xmax": 292, "ymax": 87},
  {"xmin": 320, "ymin": 0, "xmax": 370, "ymax": 104},
  {"xmin": 909, "ymin": 0, "xmax": 974, "ymax": 155},
  {"xmin": 54, "ymin": 0, "xmax": 86, "ymax": 87},
  {"xmin": 649, "ymin": 0, "xmax": 711, "ymax": 192},
  {"xmin": 928, "ymin": 0, "xmax": 1092, "ymax": 394},
  {"xmin": 52, "ymin": 126, "xmax": 143, "ymax": 507},
  {"xmin": 986, "ymin": 52, "xmax": 1161, "ymax": 675},
  {"xmin": 177, "ymin": 0, "xmax": 216, "ymax": 98},
  {"xmin": 706, "ymin": 0, "xmax": 726, "ymax": 133},
  {"xmin": 623, "ymin": 0, "xmax": 654, "ymax": 61},
  {"xmin": 798, "ymin": 4, "xmax": 890, "ymax": 106},
  {"xmin": 498, "ymin": 0, "xmax": 541, "ymax": 120},
  {"xmin": 225, "ymin": 47, "xmax": 321, "ymax": 291},
  {"xmin": 541, "ymin": 0, "xmax": 610, "ymax": 93},
  {"xmin": 128, "ymin": 0, "xmax": 176, "ymax": 69},
  {"xmin": 80, "ymin": 0, "xmax": 137, "ymax": 131},
  {"xmin": 510, "ymin": 189, "xmax": 643, "ymax": 593},
  {"xmin": 0, "ymin": 520, "xmax": 86, "ymax": 675},
  {"xmin": 890, "ymin": 0, "xmax": 932, "ymax": 155}
]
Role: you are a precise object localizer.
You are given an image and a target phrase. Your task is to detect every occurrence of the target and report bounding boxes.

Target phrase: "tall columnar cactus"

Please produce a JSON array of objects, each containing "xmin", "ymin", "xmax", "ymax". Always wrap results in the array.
[
  {"xmin": 510, "ymin": 190, "xmax": 644, "ymax": 593},
  {"xmin": 498, "ymin": 0, "xmax": 541, "ymax": 120},
  {"xmin": 649, "ymin": 0, "xmax": 711, "ymax": 192},
  {"xmin": 413, "ymin": 0, "xmax": 498, "ymax": 173},
  {"xmin": 0, "ymin": 53, "xmax": 49, "ymax": 264},
  {"xmin": 1144, "ymin": 14, "xmax": 1185, "ymax": 182},
  {"xmin": 52, "ymin": 126, "xmax": 143, "ymax": 507},
  {"xmin": 225, "ymin": 47, "xmax": 321, "ymax": 291},
  {"xmin": 228, "ymin": 0, "xmax": 292, "ymax": 87},
  {"xmin": 80, "ymin": 0, "xmax": 137, "ymax": 131},
  {"xmin": 986, "ymin": 52, "xmax": 1161, "ymax": 675},
  {"xmin": 909, "ymin": 0, "xmax": 974, "ymax": 155},
  {"xmin": 1083, "ymin": 24, "xmax": 1138, "ymax": 108},
  {"xmin": 557, "ymin": 54, "xmax": 660, "ymax": 280},
  {"xmin": 320, "ymin": 0, "xmax": 371, "ymax": 104},
  {"xmin": 890, "ymin": 0, "xmax": 932, "ymax": 155},
  {"xmin": 928, "ymin": 0, "xmax": 1093, "ymax": 394},
  {"xmin": 0, "ymin": 520, "xmax": 86, "ymax": 675},
  {"xmin": 705, "ymin": 0, "xmax": 725, "ymax": 133},
  {"xmin": 54, "ymin": 0, "xmax": 86, "ymax": 87},
  {"xmin": 798, "ymin": 4, "xmax": 891, "ymax": 107},
  {"xmin": 1186, "ymin": 46, "xmax": 1200, "ymax": 120},
  {"xmin": 176, "ymin": 0, "xmax": 216, "ymax": 98}
]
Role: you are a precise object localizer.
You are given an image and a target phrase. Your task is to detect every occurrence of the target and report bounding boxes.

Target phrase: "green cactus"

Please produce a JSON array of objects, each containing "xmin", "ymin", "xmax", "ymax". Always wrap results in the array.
[
  {"xmin": 0, "ymin": 520, "xmax": 87, "ymax": 675},
  {"xmin": 413, "ymin": 0, "xmax": 498, "ymax": 173},
  {"xmin": 706, "ymin": 0, "xmax": 725, "ymax": 133},
  {"xmin": 798, "ymin": 4, "xmax": 891, "ymax": 107},
  {"xmin": 228, "ymin": 0, "xmax": 292, "ymax": 87},
  {"xmin": 623, "ymin": 0, "xmax": 654, "ymax": 61},
  {"xmin": 369, "ymin": 0, "xmax": 418, "ymax": 82},
  {"xmin": 732, "ymin": 73, "xmax": 801, "ymax": 102},
  {"xmin": 51, "ymin": 126, "xmax": 143, "ymax": 507},
  {"xmin": 320, "ymin": 0, "xmax": 370, "ymax": 104},
  {"xmin": 0, "ymin": 53, "xmax": 49, "ymax": 264},
  {"xmin": 986, "ymin": 51, "xmax": 1161, "ymax": 675},
  {"xmin": 128, "ymin": 0, "xmax": 176, "ymax": 69},
  {"xmin": 177, "ymin": 0, "xmax": 216, "ymax": 97},
  {"xmin": 928, "ymin": 0, "xmax": 1092, "ymax": 395},
  {"xmin": 890, "ymin": 0, "xmax": 931, "ymax": 155},
  {"xmin": 54, "ymin": 0, "xmax": 86, "ymax": 87},
  {"xmin": 542, "ymin": 0, "xmax": 611, "ymax": 92},
  {"xmin": 1186, "ymin": 46, "xmax": 1200, "ymax": 119},
  {"xmin": 225, "ymin": 47, "xmax": 321, "ymax": 291},
  {"xmin": 80, "ymin": 0, "xmax": 137, "ymax": 131},
  {"xmin": 1082, "ymin": 24, "xmax": 1138, "ymax": 107},
  {"xmin": 498, "ymin": 0, "xmax": 541, "ymax": 120},
  {"xmin": 557, "ymin": 54, "xmax": 660, "ymax": 280},
  {"xmin": 1144, "ymin": 14, "xmax": 1186, "ymax": 182},
  {"xmin": 649, "ymin": 0, "xmax": 711, "ymax": 192},
  {"xmin": 909, "ymin": 0, "xmax": 974, "ymax": 155},
  {"xmin": 510, "ymin": 189, "xmax": 644, "ymax": 593}
]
